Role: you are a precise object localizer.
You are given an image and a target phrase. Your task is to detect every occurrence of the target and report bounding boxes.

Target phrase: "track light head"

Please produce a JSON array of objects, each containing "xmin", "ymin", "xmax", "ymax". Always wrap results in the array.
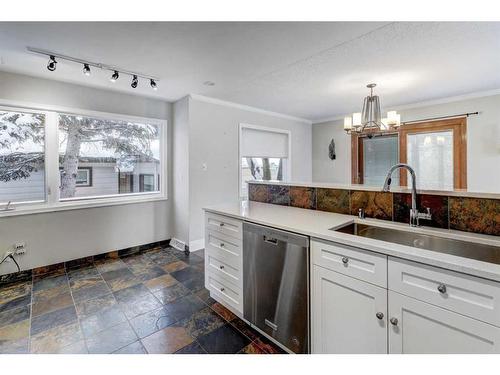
[
  {"xmin": 131, "ymin": 75, "xmax": 138, "ymax": 89},
  {"xmin": 150, "ymin": 79, "xmax": 158, "ymax": 90},
  {"xmin": 47, "ymin": 55, "xmax": 57, "ymax": 72},
  {"xmin": 83, "ymin": 64, "xmax": 91, "ymax": 76},
  {"xmin": 110, "ymin": 70, "xmax": 119, "ymax": 83}
]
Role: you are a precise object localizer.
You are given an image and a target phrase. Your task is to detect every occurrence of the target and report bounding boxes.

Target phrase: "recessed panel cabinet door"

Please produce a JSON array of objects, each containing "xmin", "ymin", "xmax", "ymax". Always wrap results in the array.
[
  {"xmin": 312, "ymin": 265, "xmax": 388, "ymax": 354},
  {"xmin": 388, "ymin": 291, "xmax": 500, "ymax": 354}
]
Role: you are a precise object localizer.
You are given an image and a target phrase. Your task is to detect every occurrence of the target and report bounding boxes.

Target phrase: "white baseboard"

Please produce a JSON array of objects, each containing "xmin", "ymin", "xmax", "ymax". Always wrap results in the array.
[{"xmin": 189, "ymin": 238, "xmax": 205, "ymax": 252}]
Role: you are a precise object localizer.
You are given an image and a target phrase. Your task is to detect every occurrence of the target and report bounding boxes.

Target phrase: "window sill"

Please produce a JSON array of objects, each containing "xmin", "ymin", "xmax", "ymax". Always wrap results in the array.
[{"xmin": 0, "ymin": 194, "xmax": 168, "ymax": 218}]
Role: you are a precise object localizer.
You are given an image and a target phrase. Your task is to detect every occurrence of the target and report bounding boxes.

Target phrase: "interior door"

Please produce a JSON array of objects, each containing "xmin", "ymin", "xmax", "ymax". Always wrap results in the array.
[
  {"xmin": 388, "ymin": 291, "xmax": 500, "ymax": 354},
  {"xmin": 312, "ymin": 265, "xmax": 388, "ymax": 354}
]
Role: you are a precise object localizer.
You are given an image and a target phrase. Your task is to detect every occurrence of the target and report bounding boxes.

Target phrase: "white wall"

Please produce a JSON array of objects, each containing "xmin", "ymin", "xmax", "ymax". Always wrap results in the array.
[
  {"xmin": 0, "ymin": 71, "xmax": 172, "ymax": 275},
  {"xmin": 312, "ymin": 119, "xmax": 350, "ymax": 183},
  {"xmin": 172, "ymin": 97, "xmax": 190, "ymax": 246},
  {"xmin": 312, "ymin": 93, "xmax": 500, "ymax": 193},
  {"xmin": 186, "ymin": 96, "xmax": 312, "ymax": 246}
]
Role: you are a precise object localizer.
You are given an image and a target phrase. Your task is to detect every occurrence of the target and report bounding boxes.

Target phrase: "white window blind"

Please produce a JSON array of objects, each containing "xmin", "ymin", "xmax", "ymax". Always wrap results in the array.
[{"xmin": 240, "ymin": 127, "xmax": 289, "ymax": 158}]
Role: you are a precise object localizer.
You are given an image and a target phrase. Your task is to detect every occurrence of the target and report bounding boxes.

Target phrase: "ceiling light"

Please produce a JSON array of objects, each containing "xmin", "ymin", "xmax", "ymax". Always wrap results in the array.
[
  {"xmin": 150, "ymin": 79, "xmax": 158, "ymax": 90},
  {"xmin": 131, "ymin": 75, "xmax": 138, "ymax": 89},
  {"xmin": 344, "ymin": 83, "xmax": 401, "ymax": 135},
  {"xmin": 47, "ymin": 55, "xmax": 57, "ymax": 72},
  {"xmin": 83, "ymin": 64, "xmax": 91, "ymax": 76},
  {"xmin": 110, "ymin": 70, "xmax": 119, "ymax": 83}
]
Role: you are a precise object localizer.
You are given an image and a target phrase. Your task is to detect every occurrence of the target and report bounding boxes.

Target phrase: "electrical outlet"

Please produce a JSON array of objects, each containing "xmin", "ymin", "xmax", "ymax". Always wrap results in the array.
[{"xmin": 14, "ymin": 242, "xmax": 26, "ymax": 255}]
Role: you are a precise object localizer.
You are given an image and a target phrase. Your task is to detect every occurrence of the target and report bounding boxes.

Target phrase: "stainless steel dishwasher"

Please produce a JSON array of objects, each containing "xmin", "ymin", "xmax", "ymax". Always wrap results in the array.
[{"xmin": 243, "ymin": 222, "xmax": 309, "ymax": 354}]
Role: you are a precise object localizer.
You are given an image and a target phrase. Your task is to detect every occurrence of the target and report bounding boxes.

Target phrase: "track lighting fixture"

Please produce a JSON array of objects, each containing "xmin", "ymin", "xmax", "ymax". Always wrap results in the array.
[
  {"xmin": 110, "ymin": 70, "xmax": 119, "ymax": 83},
  {"xmin": 83, "ymin": 64, "xmax": 91, "ymax": 76},
  {"xmin": 28, "ymin": 47, "xmax": 159, "ymax": 91},
  {"xmin": 131, "ymin": 75, "xmax": 138, "ymax": 89},
  {"xmin": 47, "ymin": 55, "xmax": 57, "ymax": 71}
]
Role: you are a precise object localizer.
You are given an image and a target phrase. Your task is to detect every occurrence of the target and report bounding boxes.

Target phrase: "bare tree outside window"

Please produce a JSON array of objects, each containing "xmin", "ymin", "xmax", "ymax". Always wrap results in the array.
[
  {"xmin": 58, "ymin": 114, "xmax": 160, "ymax": 199},
  {"xmin": 241, "ymin": 157, "xmax": 285, "ymax": 197},
  {"xmin": 0, "ymin": 110, "xmax": 45, "ymax": 203}
]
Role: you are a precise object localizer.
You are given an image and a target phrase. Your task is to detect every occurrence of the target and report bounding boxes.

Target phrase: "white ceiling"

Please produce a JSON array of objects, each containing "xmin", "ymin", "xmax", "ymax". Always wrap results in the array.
[{"xmin": 0, "ymin": 22, "xmax": 499, "ymax": 121}]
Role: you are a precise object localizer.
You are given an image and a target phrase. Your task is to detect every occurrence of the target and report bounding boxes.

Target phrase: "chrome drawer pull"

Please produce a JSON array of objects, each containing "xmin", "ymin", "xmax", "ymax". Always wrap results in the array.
[
  {"xmin": 437, "ymin": 284, "xmax": 447, "ymax": 294},
  {"xmin": 219, "ymin": 222, "xmax": 225, "ymax": 227},
  {"xmin": 219, "ymin": 265, "xmax": 225, "ymax": 270},
  {"xmin": 390, "ymin": 317, "xmax": 398, "ymax": 326},
  {"xmin": 376, "ymin": 312, "xmax": 384, "ymax": 320},
  {"xmin": 220, "ymin": 243, "xmax": 225, "ymax": 247},
  {"xmin": 341, "ymin": 257, "xmax": 349, "ymax": 264},
  {"xmin": 220, "ymin": 287, "xmax": 225, "ymax": 292}
]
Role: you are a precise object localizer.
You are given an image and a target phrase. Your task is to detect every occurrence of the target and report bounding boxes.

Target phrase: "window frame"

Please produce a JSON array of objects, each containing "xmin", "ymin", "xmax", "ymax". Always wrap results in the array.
[
  {"xmin": 238, "ymin": 123, "xmax": 292, "ymax": 199},
  {"xmin": 351, "ymin": 117, "xmax": 467, "ymax": 190},
  {"xmin": 75, "ymin": 167, "xmax": 92, "ymax": 187},
  {"xmin": 0, "ymin": 99, "xmax": 168, "ymax": 217},
  {"xmin": 139, "ymin": 173, "xmax": 155, "ymax": 192}
]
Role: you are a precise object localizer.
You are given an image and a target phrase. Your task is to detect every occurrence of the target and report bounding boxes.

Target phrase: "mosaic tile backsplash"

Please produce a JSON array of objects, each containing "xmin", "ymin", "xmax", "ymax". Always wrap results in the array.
[{"xmin": 248, "ymin": 183, "xmax": 500, "ymax": 236}]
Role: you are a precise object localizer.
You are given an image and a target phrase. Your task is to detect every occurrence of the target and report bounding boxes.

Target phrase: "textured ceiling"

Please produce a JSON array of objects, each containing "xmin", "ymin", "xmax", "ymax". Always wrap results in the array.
[{"xmin": 0, "ymin": 22, "xmax": 499, "ymax": 121}]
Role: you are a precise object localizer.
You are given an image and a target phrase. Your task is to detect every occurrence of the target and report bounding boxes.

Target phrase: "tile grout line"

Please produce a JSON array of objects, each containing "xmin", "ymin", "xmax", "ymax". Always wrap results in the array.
[
  {"xmin": 27, "ymin": 272, "xmax": 34, "ymax": 354},
  {"xmin": 64, "ymin": 265, "xmax": 90, "ymax": 354}
]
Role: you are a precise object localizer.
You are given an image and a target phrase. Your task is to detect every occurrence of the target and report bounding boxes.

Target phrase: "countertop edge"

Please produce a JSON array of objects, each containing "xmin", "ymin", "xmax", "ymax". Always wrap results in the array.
[{"xmin": 203, "ymin": 204, "xmax": 500, "ymax": 283}]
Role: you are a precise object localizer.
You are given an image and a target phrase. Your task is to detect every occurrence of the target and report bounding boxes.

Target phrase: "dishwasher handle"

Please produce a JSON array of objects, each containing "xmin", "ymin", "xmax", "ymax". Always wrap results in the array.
[{"xmin": 263, "ymin": 236, "xmax": 279, "ymax": 245}]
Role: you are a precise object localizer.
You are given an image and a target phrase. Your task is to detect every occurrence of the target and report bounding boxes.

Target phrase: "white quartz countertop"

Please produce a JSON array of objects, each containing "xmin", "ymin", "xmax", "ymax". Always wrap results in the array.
[{"xmin": 204, "ymin": 201, "xmax": 500, "ymax": 282}]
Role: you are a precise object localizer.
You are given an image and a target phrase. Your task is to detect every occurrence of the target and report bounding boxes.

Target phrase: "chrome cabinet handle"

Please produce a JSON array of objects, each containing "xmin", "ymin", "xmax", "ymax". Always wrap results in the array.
[
  {"xmin": 437, "ymin": 284, "xmax": 447, "ymax": 294},
  {"xmin": 219, "ymin": 265, "xmax": 225, "ymax": 270},
  {"xmin": 220, "ymin": 287, "xmax": 225, "ymax": 292},
  {"xmin": 220, "ymin": 243, "xmax": 225, "ymax": 247},
  {"xmin": 219, "ymin": 222, "xmax": 225, "ymax": 227},
  {"xmin": 341, "ymin": 257, "xmax": 349, "ymax": 264},
  {"xmin": 376, "ymin": 312, "xmax": 384, "ymax": 320},
  {"xmin": 390, "ymin": 317, "xmax": 398, "ymax": 326}
]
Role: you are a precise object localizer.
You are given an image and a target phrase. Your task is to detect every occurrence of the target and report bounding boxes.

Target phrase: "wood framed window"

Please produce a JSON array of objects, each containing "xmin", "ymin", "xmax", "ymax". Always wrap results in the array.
[{"xmin": 351, "ymin": 117, "xmax": 467, "ymax": 190}]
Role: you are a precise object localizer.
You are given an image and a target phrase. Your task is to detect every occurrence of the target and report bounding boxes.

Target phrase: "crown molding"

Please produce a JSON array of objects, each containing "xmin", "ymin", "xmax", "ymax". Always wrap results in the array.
[
  {"xmin": 188, "ymin": 94, "xmax": 312, "ymax": 124},
  {"xmin": 313, "ymin": 88, "xmax": 500, "ymax": 125}
]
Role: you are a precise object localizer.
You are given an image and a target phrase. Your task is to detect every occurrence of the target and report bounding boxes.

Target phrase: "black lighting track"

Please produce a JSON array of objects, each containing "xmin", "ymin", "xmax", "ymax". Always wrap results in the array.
[{"xmin": 26, "ymin": 46, "xmax": 160, "ymax": 90}]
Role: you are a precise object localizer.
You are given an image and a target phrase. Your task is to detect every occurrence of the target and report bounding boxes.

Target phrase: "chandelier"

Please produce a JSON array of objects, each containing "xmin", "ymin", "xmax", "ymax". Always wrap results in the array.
[{"xmin": 344, "ymin": 83, "xmax": 401, "ymax": 134}]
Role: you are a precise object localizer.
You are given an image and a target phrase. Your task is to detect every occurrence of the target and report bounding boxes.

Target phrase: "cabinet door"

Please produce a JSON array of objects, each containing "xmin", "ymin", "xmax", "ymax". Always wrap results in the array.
[
  {"xmin": 388, "ymin": 291, "xmax": 500, "ymax": 354},
  {"xmin": 312, "ymin": 265, "xmax": 388, "ymax": 354}
]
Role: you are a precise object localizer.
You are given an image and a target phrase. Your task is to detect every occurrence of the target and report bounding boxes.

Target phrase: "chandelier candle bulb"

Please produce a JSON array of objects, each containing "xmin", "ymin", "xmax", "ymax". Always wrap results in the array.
[
  {"xmin": 353, "ymin": 112, "xmax": 362, "ymax": 128},
  {"xmin": 344, "ymin": 116, "xmax": 352, "ymax": 130}
]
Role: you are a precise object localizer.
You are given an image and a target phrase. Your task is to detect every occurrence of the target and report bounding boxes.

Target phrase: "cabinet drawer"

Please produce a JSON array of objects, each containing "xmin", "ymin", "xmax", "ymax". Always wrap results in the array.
[
  {"xmin": 388, "ymin": 257, "xmax": 500, "ymax": 327},
  {"xmin": 205, "ymin": 230, "xmax": 242, "ymax": 268},
  {"xmin": 205, "ymin": 212, "xmax": 242, "ymax": 240},
  {"xmin": 206, "ymin": 271, "xmax": 243, "ymax": 313},
  {"xmin": 312, "ymin": 239, "xmax": 387, "ymax": 288},
  {"xmin": 206, "ymin": 252, "xmax": 242, "ymax": 288}
]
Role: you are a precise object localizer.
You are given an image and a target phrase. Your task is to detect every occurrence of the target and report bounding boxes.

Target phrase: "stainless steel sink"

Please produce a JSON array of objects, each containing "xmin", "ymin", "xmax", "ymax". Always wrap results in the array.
[{"xmin": 334, "ymin": 223, "xmax": 500, "ymax": 265}]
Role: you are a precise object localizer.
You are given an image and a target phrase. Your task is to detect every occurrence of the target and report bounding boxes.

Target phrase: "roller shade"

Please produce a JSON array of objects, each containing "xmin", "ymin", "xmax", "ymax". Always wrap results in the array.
[{"xmin": 241, "ymin": 127, "xmax": 289, "ymax": 158}]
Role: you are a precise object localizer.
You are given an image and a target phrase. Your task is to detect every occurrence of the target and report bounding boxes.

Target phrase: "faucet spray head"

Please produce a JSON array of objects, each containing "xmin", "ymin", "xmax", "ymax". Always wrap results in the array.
[{"xmin": 382, "ymin": 177, "xmax": 392, "ymax": 192}]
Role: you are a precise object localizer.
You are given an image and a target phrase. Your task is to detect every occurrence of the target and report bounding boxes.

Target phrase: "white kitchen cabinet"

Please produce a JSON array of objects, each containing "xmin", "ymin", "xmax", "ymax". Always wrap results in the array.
[
  {"xmin": 312, "ymin": 265, "xmax": 388, "ymax": 354},
  {"xmin": 388, "ymin": 291, "xmax": 500, "ymax": 353}
]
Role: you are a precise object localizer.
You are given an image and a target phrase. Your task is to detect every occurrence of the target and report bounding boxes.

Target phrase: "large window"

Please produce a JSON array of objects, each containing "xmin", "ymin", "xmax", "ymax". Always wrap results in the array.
[
  {"xmin": 58, "ymin": 113, "xmax": 161, "ymax": 200},
  {"xmin": 239, "ymin": 124, "xmax": 290, "ymax": 197},
  {"xmin": 0, "ymin": 104, "xmax": 166, "ymax": 214},
  {"xmin": 0, "ymin": 108, "xmax": 46, "ymax": 204},
  {"xmin": 351, "ymin": 117, "xmax": 466, "ymax": 190}
]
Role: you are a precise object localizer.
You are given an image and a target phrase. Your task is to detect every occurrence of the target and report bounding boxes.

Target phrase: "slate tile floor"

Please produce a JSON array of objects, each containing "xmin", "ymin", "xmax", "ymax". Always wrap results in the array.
[{"xmin": 0, "ymin": 247, "xmax": 285, "ymax": 354}]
